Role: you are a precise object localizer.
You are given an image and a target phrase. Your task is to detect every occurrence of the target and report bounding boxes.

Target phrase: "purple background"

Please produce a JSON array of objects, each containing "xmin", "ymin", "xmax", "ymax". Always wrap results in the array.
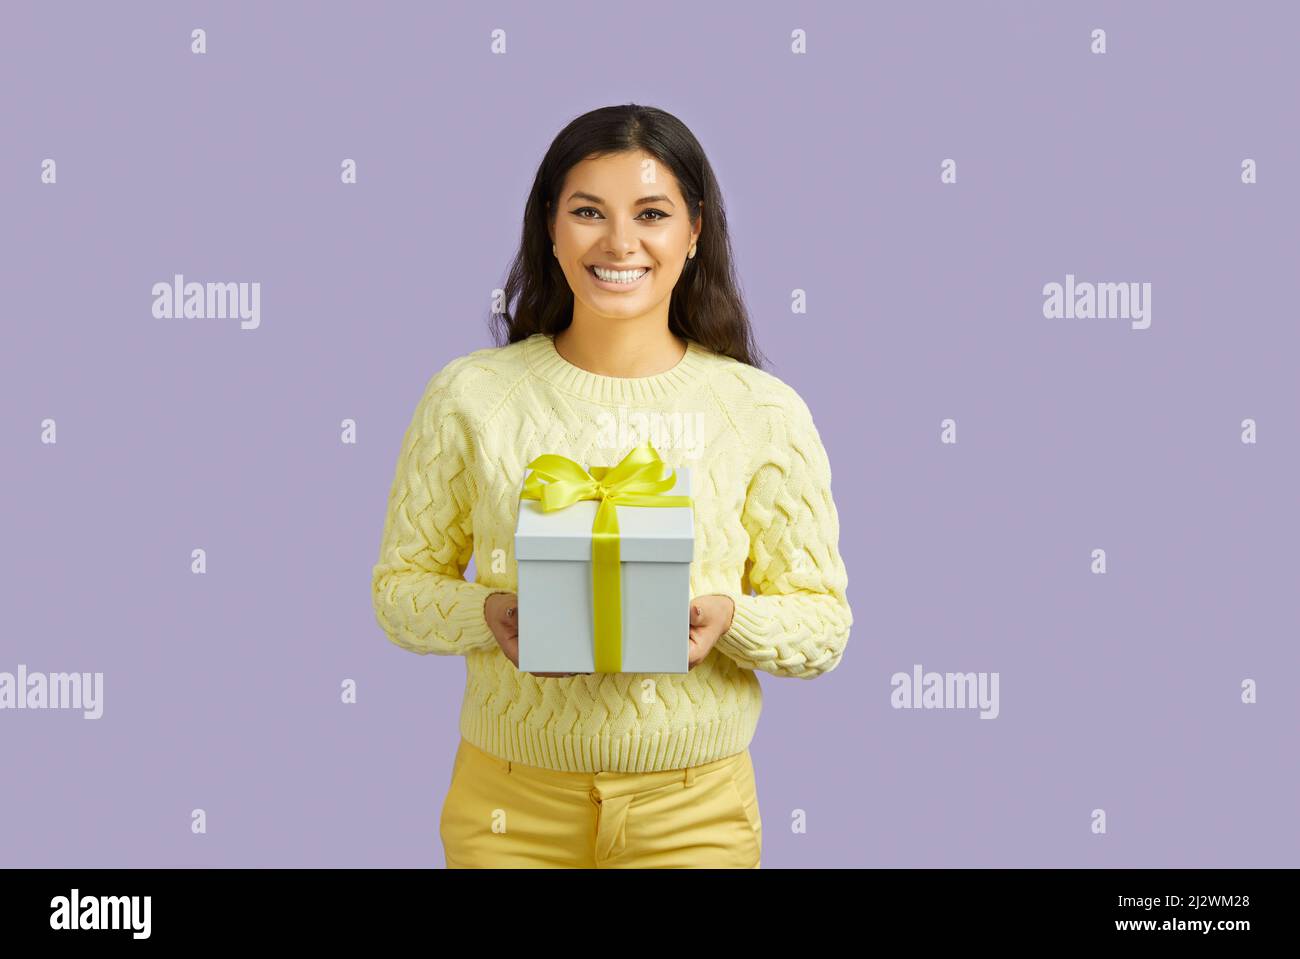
[{"xmin": 2, "ymin": 0, "xmax": 1296, "ymax": 868}]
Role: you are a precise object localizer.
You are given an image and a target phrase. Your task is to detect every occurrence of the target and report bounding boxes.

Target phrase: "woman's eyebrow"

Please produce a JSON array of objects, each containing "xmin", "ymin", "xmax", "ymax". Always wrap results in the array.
[{"xmin": 567, "ymin": 191, "xmax": 676, "ymax": 207}]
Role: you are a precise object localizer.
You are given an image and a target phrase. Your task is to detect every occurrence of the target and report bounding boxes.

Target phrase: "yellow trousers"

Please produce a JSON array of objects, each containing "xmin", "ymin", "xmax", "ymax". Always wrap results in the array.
[{"xmin": 439, "ymin": 738, "xmax": 763, "ymax": 868}]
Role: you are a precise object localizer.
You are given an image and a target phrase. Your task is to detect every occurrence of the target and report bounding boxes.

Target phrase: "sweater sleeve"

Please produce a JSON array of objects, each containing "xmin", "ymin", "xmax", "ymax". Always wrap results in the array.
[
  {"xmin": 371, "ymin": 363, "xmax": 501, "ymax": 656},
  {"xmin": 714, "ymin": 389, "xmax": 853, "ymax": 678}
]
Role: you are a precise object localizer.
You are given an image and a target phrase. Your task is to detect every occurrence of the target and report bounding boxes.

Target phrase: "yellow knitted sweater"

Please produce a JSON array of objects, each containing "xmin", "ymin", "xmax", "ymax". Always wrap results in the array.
[{"xmin": 371, "ymin": 332, "xmax": 852, "ymax": 772}]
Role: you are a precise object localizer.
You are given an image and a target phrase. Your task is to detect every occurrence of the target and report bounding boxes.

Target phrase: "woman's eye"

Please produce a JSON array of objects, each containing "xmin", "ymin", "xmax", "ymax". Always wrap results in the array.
[{"xmin": 571, "ymin": 207, "xmax": 669, "ymax": 221}]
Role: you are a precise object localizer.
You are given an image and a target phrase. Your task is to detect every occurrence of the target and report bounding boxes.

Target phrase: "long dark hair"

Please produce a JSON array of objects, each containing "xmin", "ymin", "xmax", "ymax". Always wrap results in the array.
[{"xmin": 489, "ymin": 104, "xmax": 766, "ymax": 369}]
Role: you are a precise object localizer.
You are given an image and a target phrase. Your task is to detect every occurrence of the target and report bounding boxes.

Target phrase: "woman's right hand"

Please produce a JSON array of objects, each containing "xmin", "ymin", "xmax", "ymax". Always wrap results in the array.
[{"xmin": 484, "ymin": 592, "xmax": 578, "ymax": 678}]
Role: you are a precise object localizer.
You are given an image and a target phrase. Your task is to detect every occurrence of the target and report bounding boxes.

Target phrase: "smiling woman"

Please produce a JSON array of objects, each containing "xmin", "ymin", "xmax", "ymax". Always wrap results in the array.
[
  {"xmin": 372, "ymin": 103, "xmax": 853, "ymax": 870},
  {"xmin": 493, "ymin": 105, "xmax": 762, "ymax": 372},
  {"xmin": 566, "ymin": 187, "xmax": 671, "ymax": 290},
  {"xmin": 545, "ymin": 150, "xmax": 702, "ymax": 367}
]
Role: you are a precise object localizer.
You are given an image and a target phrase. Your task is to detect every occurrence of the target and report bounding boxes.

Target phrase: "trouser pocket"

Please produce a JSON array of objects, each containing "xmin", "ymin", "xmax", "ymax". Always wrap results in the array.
[{"xmin": 723, "ymin": 752, "xmax": 762, "ymax": 863}]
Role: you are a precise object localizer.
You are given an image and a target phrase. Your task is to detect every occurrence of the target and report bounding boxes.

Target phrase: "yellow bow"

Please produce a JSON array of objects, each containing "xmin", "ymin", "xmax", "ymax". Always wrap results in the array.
[{"xmin": 520, "ymin": 439, "xmax": 692, "ymax": 672}]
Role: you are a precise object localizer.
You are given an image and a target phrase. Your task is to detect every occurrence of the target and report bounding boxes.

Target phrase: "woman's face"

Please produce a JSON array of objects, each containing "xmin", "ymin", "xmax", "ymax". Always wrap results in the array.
[{"xmin": 550, "ymin": 151, "xmax": 700, "ymax": 325}]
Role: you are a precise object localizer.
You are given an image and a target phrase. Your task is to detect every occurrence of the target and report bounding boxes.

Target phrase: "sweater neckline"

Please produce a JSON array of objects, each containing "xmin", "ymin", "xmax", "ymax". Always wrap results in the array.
[{"xmin": 523, "ymin": 331, "xmax": 710, "ymax": 403}]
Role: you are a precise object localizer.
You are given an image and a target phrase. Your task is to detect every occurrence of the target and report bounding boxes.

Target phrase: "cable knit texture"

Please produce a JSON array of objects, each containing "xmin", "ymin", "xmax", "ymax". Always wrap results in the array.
[{"xmin": 371, "ymin": 332, "xmax": 852, "ymax": 772}]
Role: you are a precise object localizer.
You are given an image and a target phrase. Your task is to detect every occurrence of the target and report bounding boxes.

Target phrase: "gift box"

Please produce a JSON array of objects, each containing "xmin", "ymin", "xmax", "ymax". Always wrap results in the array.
[{"xmin": 514, "ymin": 441, "xmax": 694, "ymax": 674}]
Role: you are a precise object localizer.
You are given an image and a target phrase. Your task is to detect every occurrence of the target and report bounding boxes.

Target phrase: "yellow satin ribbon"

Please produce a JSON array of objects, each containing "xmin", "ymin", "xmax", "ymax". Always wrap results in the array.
[{"xmin": 520, "ymin": 440, "xmax": 692, "ymax": 672}]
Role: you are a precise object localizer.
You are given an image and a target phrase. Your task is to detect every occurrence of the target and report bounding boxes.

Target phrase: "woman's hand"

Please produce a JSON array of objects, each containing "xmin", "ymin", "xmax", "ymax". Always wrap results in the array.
[
  {"xmin": 688, "ymin": 595, "xmax": 736, "ymax": 670},
  {"xmin": 484, "ymin": 592, "xmax": 581, "ymax": 678}
]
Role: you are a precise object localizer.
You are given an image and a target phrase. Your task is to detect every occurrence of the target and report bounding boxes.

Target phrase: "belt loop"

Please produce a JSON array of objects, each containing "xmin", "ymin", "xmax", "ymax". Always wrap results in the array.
[{"xmin": 683, "ymin": 764, "xmax": 695, "ymax": 787}]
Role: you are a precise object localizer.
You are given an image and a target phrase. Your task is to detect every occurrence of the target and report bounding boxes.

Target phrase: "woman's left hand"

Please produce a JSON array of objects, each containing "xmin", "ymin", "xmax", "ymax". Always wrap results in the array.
[{"xmin": 688, "ymin": 595, "xmax": 736, "ymax": 670}]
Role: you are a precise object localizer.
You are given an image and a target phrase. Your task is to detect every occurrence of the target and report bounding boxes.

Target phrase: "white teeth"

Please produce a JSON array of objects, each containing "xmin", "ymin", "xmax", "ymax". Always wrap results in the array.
[{"xmin": 592, "ymin": 266, "xmax": 648, "ymax": 283}]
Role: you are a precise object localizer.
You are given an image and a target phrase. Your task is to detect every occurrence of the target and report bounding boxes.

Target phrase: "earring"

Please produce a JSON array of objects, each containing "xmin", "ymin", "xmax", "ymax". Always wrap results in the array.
[
  {"xmin": 688, "ymin": 246, "xmax": 696, "ymax": 259},
  {"xmin": 553, "ymin": 244, "xmax": 557, "ymax": 256}
]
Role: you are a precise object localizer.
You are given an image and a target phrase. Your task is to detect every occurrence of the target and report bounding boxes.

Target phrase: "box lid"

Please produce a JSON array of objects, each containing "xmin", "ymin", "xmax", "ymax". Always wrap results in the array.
[{"xmin": 515, "ymin": 464, "xmax": 694, "ymax": 563}]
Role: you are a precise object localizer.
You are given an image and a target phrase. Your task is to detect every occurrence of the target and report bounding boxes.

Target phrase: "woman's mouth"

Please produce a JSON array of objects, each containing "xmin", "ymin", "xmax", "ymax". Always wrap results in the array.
[{"xmin": 588, "ymin": 265, "xmax": 651, "ymax": 290}]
